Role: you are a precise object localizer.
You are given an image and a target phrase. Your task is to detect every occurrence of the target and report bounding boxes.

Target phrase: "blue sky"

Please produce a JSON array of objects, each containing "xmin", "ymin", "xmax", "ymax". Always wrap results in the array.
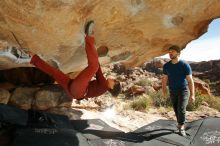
[{"xmin": 161, "ymin": 18, "xmax": 220, "ymax": 62}]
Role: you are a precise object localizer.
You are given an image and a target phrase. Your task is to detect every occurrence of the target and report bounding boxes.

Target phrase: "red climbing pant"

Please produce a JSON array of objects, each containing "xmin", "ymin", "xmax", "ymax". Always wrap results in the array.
[{"xmin": 30, "ymin": 35, "xmax": 108, "ymax": 99}]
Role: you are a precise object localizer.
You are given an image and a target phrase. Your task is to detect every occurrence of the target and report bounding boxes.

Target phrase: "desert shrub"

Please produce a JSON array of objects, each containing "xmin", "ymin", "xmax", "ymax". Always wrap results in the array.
[
  {"xmin": 130, "ymin": 96, "xmax": 152, "ymax": 111},
  {"xmin": 209, "ymin": 80, "xmax": 220, "ymax": 88},
  {"xmin": 203, "ymin": 79, "xmax": 211, "ymax": 85},
  {"xmin": 204, "ymin": 95, "xmax": 220, "ymax": 112},
  {"xmin": 187, "ymin": 91, "xmax": 204, "ymax": 111},
  {"xmin": 187, "ymin": 91, "xmax": 220, "ymax": 111},
  {"xmin": 149, "ymin": 90, "xmax": 172, "ymax": 107},
  {"xmin": 137, "ymin": 78, "xmax": 152, "ymax": 87}
]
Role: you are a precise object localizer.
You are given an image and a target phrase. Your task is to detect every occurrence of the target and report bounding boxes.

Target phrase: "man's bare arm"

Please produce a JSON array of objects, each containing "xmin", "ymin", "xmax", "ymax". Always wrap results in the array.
[
  {"xmin": 162, "ymin": 74, "xmax": 168, "ymax": 96},
  {"xmin": 186, "ymin": 74, "xmax": 195, "ymax": 103}
]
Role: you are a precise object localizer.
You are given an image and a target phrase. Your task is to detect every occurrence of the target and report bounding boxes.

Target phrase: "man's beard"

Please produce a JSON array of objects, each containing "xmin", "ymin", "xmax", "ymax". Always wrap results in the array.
[{"xmin": 169, "ymin": 54, "xmax": 177, "ymax": 60}]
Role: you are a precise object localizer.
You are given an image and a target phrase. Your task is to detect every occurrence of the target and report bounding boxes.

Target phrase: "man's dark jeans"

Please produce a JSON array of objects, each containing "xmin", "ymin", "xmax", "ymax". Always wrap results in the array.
[{"xmin": 169, "ymin": 88, "xmax": 189, "ymax": 125}]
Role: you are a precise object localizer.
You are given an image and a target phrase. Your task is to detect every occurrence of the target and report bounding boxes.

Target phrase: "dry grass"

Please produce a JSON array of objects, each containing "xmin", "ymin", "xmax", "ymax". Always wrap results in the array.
[
  {"xmin": 187, "ymin": 91, "xmax": 204, "ymax": 111},
  {"xmin": 187, "ymin": 91, "xmax": 220, "ymax": 111},
  {"xmin": 130, "ymin": 95, "xmax": 152, "ymax": 111},
  {"xmin": 129, "ymin": 89, "xmax": 220, "ymax": 112},
  {"xmin": 149, "ymin": 90, "xmax": 172, "ymax": 108},
  {"xmin": 136, "ymin": 78, "xmax": 152, "ymax": 87},
  {"xmin": 204, "ymin": 95, "xmax": 220, "ymax": 112},
  {"xmin": 129, "ymin": 90, "xmax": 172, "ymax": 111}
]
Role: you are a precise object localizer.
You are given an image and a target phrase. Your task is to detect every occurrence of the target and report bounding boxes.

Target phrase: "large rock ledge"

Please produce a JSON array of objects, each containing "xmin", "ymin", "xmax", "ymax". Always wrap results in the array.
[
  {"xmin": 0, "ymin": 0, "xmax": 220, "ymax": 73},
  {"xmin": 0, "ymin": 85, "xmax": 73, "ymax": 111}
]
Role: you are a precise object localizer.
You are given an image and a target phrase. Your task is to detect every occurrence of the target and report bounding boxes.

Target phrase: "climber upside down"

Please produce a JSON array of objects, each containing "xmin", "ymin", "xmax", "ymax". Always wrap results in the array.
[{"xmin": 0, "ymin": 20, "xmax": 121, "ymax": 99}]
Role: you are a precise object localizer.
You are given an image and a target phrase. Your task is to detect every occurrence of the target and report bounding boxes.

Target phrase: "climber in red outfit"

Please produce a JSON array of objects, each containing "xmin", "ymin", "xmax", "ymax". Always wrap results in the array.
[{"xmin": 3, "ymin": 20, "xmax": 121, "ymax": 99}]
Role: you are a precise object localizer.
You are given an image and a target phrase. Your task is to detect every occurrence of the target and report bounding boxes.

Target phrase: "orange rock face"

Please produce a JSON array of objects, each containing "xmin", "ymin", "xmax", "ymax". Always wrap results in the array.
[
  {"xmin": 0, "ymin": 0, "xmax": 220, "ymax": 73},
  {"xmin": 193, "ymin": 78, "xmax": 211, "ymax": 96}
]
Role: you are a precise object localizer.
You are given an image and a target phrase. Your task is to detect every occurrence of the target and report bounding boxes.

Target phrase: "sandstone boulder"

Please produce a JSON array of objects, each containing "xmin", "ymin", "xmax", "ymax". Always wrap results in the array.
[
  {"xmin": 33, "ymin": 85, "xmax": 65, "ymax": 110},
  {"xmin": 0, "ymin": 0, "xmax": 220, "ymax": 73},
  {"xmin": 9, "ymin": 87, "xmax": 38, "ymax": 110},
  {"xmin": 194, "ymin": 77, "xmax": 211, "ymax": 96},
  {"xmin": 0, "ymin": 88, "xmax": 10, "ymax": 104}
]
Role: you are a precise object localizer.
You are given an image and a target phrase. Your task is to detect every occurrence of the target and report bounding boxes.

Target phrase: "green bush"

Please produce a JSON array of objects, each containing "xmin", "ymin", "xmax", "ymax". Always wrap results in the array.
[
  {"xmin": 187, "ymin": 91, "xmax": 204, "ymax": 111},
  {"xmin": 209, "ymin": 80, "xmax": 220, "ymax": 88},
  {"xmin": 187, "ymin": 91, "xmax": 220, "ymax": 111},
  {"xmin": 203, "ymin": 79, "xmax": 211, "ymax": 85},
  {"xmin": 130, "ymin": 96, "xmax": 152, "ymax": 111},
  {"xmin": 149, "ymin": 90, "xmax": 172, "ymax": 107},
  {"xmin": 137, "ymin": 78, "xmax": 152, "ymax": 87},
  {"xmin": 204, "ymin": 96, "xmax": 220, "ymax": 112}
]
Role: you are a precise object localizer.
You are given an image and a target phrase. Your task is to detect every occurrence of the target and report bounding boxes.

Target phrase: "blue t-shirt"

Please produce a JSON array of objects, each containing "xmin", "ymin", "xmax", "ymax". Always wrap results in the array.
[{"xmin": 163, "ymin": 60, "xmax": 192, "ymax": 90}]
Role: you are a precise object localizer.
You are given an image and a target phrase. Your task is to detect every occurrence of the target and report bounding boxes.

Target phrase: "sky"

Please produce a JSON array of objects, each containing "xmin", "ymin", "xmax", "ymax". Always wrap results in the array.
[{"xmin": 161, "ymin": 18, "xmax": 220, "ymax": 62}]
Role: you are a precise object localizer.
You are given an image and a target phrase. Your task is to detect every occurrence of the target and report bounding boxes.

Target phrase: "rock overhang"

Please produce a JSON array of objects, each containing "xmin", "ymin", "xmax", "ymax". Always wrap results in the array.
[{"xmin": 0, "ymin": 0, "xmax": 220, "ymax": 73}]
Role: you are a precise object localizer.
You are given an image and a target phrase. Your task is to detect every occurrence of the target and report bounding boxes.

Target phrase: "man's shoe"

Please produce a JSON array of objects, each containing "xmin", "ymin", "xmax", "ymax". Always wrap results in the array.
[
  {"xmin": 84, "ymin": 20, "xmax": 94, "ymax": 35},
  {"xmin": 179, "ymin": 128, "xmax": 186, "ymax": 137}
]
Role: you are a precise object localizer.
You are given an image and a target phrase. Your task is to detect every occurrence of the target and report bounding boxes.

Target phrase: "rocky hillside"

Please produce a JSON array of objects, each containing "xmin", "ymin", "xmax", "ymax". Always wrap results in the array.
[
  {"xmin": 142, "ymin": 58, "xmax": 220, "ymax": 96},
  {"xmin": 190, "ymin": 60, "xmax": 220, "ymax": 96}
]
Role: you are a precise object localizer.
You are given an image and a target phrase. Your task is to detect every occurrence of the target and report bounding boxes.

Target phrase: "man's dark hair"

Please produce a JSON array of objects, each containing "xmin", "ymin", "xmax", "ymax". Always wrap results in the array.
[
  {"xmin": 169, "ymin": 45, "xmax": 181, "ymax": 53},
  {"xmin": 108, "ymin": 81, "xmax": 121, "ymax": 97}
]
